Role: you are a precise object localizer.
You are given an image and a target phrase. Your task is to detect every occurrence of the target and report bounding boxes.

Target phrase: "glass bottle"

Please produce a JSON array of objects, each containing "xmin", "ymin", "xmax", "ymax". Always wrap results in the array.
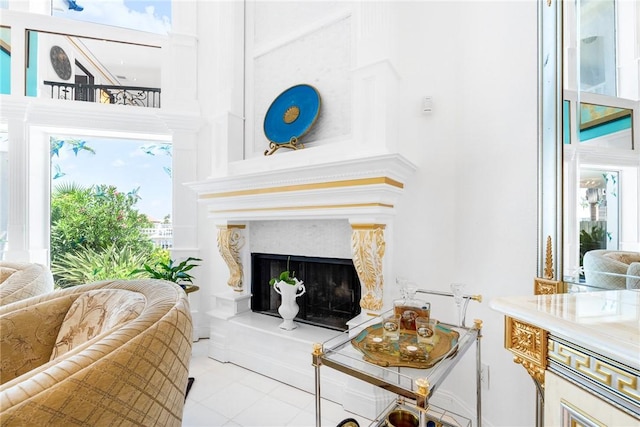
[{"xmin": 393, "ymin": 284, "xmax": 430, "ymax": 331}]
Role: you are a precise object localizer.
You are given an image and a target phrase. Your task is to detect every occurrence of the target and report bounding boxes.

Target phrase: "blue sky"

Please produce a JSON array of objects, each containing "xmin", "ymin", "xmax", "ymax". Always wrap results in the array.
[
  {"xmin": 51, "ymin": 137, "xmax": 172, "ymax": 221},
  {"xmin": 53, "ymin": 0, "xmax": 171, "ymax": 34}
]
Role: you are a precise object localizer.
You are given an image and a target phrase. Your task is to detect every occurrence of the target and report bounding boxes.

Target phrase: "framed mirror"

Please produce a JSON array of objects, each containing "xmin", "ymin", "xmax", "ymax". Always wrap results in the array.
[{"xmin": 541, "ymin": 0, "xmax": 639, "ymax": 292}]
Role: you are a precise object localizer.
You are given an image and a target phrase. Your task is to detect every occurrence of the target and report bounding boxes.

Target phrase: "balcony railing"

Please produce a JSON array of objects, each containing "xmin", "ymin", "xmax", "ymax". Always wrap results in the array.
[{"xmin": 43, "ymin": 81, "xmax": 161, "ymax": 108}]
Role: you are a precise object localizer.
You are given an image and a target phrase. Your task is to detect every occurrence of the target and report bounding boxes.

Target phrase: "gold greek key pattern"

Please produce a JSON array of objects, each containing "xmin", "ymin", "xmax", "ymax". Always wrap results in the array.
[
  {"xmin": 351, "ymin": 225, "xmax": 385, "ymax": 311},
  {"xmin": 216, "ymin": 226, "xmax": 245, "ymax": 292},
  {"xmin": 505, "ymin": 317, "xmax": 547, "ymax": 385},
  {"xmin": 549, "ymin": 340, "xmax": 640, "ymax": 403}
]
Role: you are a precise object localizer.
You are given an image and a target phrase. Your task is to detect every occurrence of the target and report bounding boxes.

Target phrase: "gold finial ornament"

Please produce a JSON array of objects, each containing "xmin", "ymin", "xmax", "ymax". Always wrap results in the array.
[
  {"xmin": 544, "ymin": 235, "xmax": 554, "ymax": 279},
  {"xmin": 474, "ymin": 319, "xmax": 483, "ymax": 329},
  {"xmin": 534, "ymin": 236, "xmax": 565, "ymax": 294},
  {"xmin": 312, "ymin": 343, "xmax": 323, "ymax": 356},
  {"xmin": 415, "ymin": 378, "xmax": 430, "ymax": 396}
]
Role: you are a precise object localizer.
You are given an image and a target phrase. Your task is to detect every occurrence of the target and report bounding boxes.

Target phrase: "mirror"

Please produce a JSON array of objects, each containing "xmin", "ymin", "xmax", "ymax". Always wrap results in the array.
[{"xmin": 560, "ymin": 0, "xmax": 639, "ymax": 291}]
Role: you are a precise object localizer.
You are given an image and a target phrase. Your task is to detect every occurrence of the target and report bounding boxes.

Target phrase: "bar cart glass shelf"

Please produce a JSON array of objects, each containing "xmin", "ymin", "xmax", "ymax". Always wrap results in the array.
[{"xmin": 312, "ymin": 289, "xmax": 482, "ymax": 427}]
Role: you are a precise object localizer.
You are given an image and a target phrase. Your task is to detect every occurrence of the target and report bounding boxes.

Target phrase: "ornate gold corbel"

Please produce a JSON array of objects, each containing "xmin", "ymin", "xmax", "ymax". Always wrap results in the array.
[
  {"xmin": 351, "ymin": 224, "xmax": 386, "ymax": 311},
  {"xmin": 505, "ymin": 316, "xmax": 548, "ymax": 387},
  {"xmin": 216, "ymin": 225, "xmax": 246, "ymax": 291}
]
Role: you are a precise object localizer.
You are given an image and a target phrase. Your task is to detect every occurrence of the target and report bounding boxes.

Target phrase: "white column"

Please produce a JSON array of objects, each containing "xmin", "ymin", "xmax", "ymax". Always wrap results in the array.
[
  {"xmin": 198, "ymin": 0, "xmax": 245, "ymax": 175},
  {"xmin": 4, "ymin": 103, "xmax": 29, "ymax": 261},
  {"xmin": 351, "ymin": 2, "xmax": 400, "ymax": 154}
]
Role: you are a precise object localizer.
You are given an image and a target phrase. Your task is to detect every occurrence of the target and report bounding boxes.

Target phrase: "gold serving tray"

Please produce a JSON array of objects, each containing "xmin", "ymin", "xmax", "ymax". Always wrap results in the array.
[{"xmin": 350, "ymin": 322, "xmax": 460, "ymax": 369}]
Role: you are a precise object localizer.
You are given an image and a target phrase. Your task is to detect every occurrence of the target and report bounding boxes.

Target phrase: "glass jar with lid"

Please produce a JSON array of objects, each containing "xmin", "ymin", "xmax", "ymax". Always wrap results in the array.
[{"xmin": 393, "ymin": 283, "xmax": 430, "ymax": 331}]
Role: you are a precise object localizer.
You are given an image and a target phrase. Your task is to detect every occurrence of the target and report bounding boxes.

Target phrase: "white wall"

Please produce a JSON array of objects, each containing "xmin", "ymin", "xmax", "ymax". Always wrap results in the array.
[{"xmin": 387, "ymin": 2, "xmax": 538, "ymax": 426}]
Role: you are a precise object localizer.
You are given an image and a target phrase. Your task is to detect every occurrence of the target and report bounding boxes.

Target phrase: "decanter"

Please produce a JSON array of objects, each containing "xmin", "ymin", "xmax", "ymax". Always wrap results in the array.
[{"xmin": 393, "ymin": 284, "xmax": 430, "ymax": 331}]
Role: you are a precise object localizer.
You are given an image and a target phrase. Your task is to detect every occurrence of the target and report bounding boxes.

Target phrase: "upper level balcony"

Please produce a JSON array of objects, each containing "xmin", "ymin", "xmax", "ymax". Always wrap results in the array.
[
  {"xmin": 43, "ymin": 81, "xmax": 161, "ymax": 108},
  {"xmin": 1, "ymin": 10, "xmax": 164, "ymax": 107}
]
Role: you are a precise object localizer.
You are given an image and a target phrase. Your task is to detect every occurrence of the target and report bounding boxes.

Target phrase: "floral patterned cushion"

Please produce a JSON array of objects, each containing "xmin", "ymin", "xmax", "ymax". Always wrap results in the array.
[
  {"xmin": 50, "ymin": 289, "xmax": 145, "ymax": 360},
  {"xmin": 0, "ymin": 295, "xmax": 76, "ymax": 384}
]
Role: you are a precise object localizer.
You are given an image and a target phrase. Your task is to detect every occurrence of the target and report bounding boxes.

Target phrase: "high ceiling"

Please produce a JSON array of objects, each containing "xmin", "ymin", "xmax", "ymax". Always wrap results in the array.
[{"xmin": 77, "ymin": 36, "xmax": 161, "ymax": 88}]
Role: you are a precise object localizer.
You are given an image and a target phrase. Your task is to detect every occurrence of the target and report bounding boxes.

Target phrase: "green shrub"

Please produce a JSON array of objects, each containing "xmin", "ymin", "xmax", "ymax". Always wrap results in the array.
[
  {"xmin": 50, "ymin": 183, "xmax": 155, "ymax": 287},
  {"xmin": 52, "ymin": 244, "xmax": 150, "ymax": 288},
  {"xmin": 51, "ymin": 183, "xmax": 154, "ymax": 263}
]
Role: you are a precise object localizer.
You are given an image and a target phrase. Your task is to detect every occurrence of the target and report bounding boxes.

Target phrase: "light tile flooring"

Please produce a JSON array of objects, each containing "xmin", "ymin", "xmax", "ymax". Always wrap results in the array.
[{"xmin": 183, "ymin": 339, "xmax": 372, "ymax": 427}]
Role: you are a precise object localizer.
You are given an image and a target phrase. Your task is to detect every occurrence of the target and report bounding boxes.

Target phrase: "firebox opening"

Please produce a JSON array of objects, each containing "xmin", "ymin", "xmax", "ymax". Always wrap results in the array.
[{"xmin": 251, "ymin": 253, "xmax": 361, "ymax": 331}]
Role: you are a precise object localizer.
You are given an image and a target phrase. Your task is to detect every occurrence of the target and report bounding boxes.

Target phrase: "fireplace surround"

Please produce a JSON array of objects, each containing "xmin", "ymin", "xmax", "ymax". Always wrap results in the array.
[{"xmin": 187, "ymin": 152, "xmax": 416, "ymax": 417}]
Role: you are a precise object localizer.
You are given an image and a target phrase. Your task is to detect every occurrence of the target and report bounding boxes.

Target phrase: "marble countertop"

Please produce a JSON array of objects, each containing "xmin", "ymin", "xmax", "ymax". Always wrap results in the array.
[{"xmin": 490, "ymin": 290, "xmax": 640, "ymax": 370}]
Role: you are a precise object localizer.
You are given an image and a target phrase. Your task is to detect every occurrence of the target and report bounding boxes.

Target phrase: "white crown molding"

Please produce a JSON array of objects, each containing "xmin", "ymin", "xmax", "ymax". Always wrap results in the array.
[{"xmin": 0, "ymin": 97, "xmax": 203, "ymax": 138}]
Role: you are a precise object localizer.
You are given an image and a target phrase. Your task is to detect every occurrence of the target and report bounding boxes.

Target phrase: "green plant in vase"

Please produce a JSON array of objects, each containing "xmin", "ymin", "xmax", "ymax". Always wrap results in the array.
[
  {"xmin": 268, "ymin": 256, "xmax": 298, "ymax": 286},
  {"xmin": 268, "ymin": 257, "xmax": 305, "ymax": 330}
]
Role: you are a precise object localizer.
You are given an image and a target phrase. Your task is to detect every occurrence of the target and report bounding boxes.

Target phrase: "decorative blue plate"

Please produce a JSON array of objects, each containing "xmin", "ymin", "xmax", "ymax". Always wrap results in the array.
[{"xmin": 263, "ymin": 84, "xmax": 321, "ymax": 144}]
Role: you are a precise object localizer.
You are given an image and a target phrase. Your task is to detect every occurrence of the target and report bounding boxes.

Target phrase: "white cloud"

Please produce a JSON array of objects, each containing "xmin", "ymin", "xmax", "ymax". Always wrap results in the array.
[
  {"xmin": 54, "ymin": 0, "xmax": 170, "ymax": 35},
  {"xmin": 112, "ymin": 159, "xmax": 126, "ymax": 167}
]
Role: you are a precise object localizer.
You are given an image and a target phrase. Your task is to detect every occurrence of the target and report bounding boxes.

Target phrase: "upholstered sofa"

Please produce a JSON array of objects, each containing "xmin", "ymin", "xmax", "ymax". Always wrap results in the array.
[
  {"xmin": 583, "ymin": 250, "xmax": 640, "ymax": 290},
  {"xmin": 0, "ymin": 279, "xmax": 193, "ymax": 426},
  {"xmin": 0, "ymin": 262, "xmax": 54, "ymax": 306}
]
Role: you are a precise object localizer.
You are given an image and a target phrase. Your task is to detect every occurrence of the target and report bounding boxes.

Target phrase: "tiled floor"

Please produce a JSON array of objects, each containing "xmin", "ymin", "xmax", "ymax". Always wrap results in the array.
[{"xmin": 183, "ymin": 339, "xmax": 372, "ymax": 427}]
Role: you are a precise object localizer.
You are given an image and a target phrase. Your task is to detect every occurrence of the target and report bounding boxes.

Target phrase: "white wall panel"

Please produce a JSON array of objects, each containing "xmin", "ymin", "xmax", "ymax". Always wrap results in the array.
[{"xmin": 248, "ymin": 9, "xmax": 352, "ymax": 157}]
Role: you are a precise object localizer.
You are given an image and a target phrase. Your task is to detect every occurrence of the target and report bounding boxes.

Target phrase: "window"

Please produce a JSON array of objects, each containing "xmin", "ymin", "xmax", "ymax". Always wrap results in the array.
[{"xmin": 49, "ymin": 135, "xmax": 172, "ymax": 287}]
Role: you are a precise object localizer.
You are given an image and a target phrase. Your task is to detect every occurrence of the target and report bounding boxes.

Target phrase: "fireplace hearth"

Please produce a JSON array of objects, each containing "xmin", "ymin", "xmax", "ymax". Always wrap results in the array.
[{"xmin": 251, "ymin": 253, "xmax": 361, "ymax": 331}]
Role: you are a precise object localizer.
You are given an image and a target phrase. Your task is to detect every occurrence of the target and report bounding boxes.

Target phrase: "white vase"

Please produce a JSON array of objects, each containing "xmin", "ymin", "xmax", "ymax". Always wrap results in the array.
[{"xmin": 273, "ymin": 278, "xmax": 306, "ymax": 330}]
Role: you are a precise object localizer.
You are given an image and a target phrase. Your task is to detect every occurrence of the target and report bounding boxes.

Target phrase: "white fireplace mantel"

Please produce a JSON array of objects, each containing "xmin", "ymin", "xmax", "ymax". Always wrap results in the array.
[{"xmin": 186, "ymin": 151, "xmax": 417, "ymax": 224}]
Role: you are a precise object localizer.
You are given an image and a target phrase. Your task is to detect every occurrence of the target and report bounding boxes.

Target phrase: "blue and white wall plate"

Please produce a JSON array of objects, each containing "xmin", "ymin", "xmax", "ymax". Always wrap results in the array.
[{"xmin": 263, "ymin": 84, "xmax": 321, "ymax": 155}]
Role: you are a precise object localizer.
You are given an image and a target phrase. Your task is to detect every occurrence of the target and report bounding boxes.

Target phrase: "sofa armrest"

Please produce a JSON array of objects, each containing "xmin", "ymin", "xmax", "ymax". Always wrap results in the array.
[
  {"xmin": 0, "ymin": 296, "xmax": 75, "ymax": 384},
  {"xmin": 627, "ymin": 262, "xmax": 640, "ymax": 290},
  {"xmin": 0, "ymin": 262, "xmax": 55, "ymax": 306}
]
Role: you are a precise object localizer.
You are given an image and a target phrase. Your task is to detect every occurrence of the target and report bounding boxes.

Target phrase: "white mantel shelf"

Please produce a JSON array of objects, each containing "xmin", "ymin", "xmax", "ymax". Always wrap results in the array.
[
  {"xmin": 490, "ymin": 290, "xmax": 640, "ymax": 370},
  {"xmin": 186, "ymin": 152, "xmax": 417, "ymax": 223}
]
